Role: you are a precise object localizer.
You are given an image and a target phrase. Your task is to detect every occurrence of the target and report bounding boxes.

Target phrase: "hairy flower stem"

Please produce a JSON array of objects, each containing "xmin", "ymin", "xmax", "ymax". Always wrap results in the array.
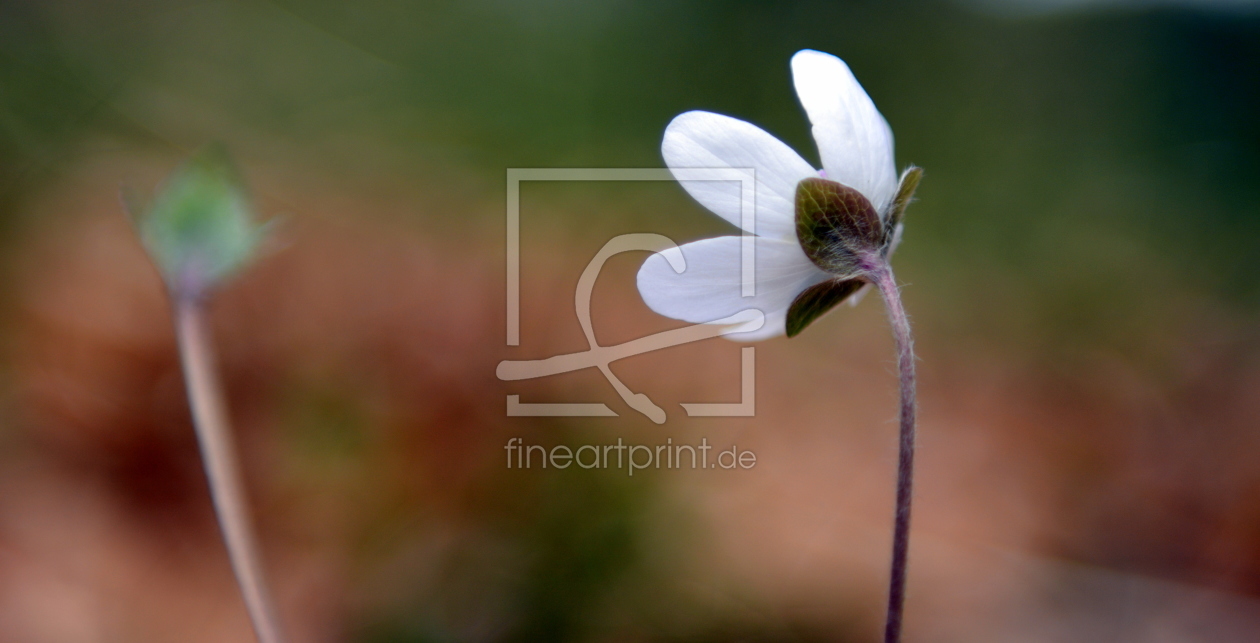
[
  {"xmin": 871, "ymin": 262, "xmax": 916, "ymax": 643},
  {"xmin": 174, "ymin": 300, "xmax": 287, "ymax": 643}
]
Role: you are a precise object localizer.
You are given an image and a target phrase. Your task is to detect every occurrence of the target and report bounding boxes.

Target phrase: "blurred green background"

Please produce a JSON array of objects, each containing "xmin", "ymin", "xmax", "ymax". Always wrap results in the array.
[{"xmin": 1, "ymin": 0, "xmax": 1258, "ymax": 641}]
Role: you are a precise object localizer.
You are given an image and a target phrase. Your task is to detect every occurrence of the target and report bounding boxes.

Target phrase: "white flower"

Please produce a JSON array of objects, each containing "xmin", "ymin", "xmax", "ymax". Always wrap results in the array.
[{"xmin": 637, "ymin": 49, "xmax": 918, "ymax": 340}]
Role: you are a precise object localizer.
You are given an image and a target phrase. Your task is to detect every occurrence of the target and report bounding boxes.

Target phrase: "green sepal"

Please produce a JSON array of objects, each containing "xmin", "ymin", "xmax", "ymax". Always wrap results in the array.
[
  {"xmin": 785, "ymin": 278, "xmax": 865, "ymax": 337},
  {"xmin": 795, "ymin": 177, "xmax": 883, "ymax": 275},
  {"xmin": 884, "ymin": 166, "xmax": 922, "ymax": 243},
  {"xmin": 136, "ymin": 145, "xmax": 267, "ymax": 298}
]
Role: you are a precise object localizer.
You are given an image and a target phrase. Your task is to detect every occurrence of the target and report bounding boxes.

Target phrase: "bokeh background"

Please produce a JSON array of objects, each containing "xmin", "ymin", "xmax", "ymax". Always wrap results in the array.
[{"xmin": 1, "ymin": 0, "xmax": 1258, "ymax": 641}]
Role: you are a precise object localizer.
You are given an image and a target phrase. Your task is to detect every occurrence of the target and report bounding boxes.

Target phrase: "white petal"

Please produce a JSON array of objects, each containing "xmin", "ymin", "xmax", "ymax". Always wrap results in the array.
[
  {"xmin": 888, "ymin": 221, "xmax": 904, "ymax": 256},
  {"xmin": 725, "ymin": 307, "xmax": 789, "ymax": 342},
  {"xmin": 791, "ymin": 50, "xmax": 897, "ymax": 214},
  {"xmin": 846, "ymin": 282, "xmax": 872, "ymax": 307},
  {"xmin": 662, "ymin": 111, "xmax": 817, "ymax": 240},
  {"xmin": 637, "ymin": 235, "xmax": 828, "ymax": 341}
]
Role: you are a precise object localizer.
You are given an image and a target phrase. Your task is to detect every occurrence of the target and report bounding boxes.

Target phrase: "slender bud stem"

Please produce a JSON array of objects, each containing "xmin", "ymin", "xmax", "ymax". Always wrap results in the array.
[
  {"xmin": 871, "ymin": 262, "xmax": 916, "ymax": 643},
  {"xmin": 173, "ymin": 299, "xmax": 288, "ymax": 643}
]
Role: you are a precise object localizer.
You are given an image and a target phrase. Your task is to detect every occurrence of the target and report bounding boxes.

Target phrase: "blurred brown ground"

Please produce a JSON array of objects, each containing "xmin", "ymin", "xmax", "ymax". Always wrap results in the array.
[{"xmin": 0, "ymin": 154, "xmax": 1257, "ymax": 642}]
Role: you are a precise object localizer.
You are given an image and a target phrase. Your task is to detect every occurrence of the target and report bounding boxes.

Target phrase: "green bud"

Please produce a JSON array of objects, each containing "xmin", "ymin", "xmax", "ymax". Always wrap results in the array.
[{"xmin": 131, "ymin": 145, "xmax": 267, "ymax": 299}]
